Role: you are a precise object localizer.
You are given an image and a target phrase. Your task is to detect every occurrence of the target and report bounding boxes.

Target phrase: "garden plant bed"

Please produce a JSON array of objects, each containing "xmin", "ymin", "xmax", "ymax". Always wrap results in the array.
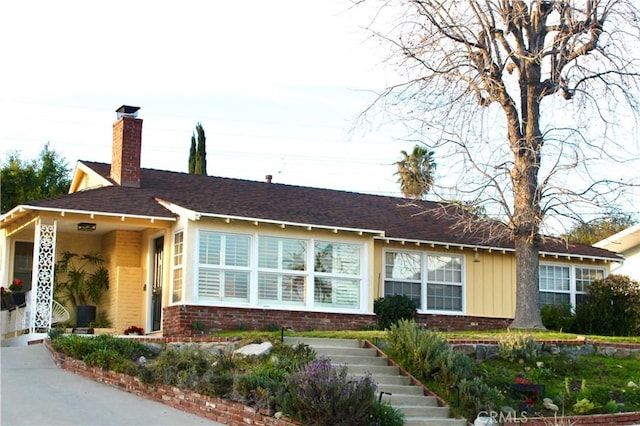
[{"xmin": 42, "ymin": 327, "xmax": 640, "ymax": 426}]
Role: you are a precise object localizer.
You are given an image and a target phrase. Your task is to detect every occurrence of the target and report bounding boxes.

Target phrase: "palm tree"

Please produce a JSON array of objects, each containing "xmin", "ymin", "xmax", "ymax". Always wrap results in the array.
[{"xmin": 394, "ymin": 145, "xmax": 436, "ymax": 199}]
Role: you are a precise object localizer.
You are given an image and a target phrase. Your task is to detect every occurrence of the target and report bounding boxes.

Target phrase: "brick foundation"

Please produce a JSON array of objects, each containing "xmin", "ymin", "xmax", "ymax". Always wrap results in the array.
[{"xmin": 162, "ymin": 305, "xmax": 512, "ymax": 337}]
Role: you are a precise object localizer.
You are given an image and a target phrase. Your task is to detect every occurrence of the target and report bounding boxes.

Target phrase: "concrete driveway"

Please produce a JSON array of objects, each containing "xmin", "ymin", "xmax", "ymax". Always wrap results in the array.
[{"xmin": 1, "ymin": 344, "xmax": 222, "ymax": 426}]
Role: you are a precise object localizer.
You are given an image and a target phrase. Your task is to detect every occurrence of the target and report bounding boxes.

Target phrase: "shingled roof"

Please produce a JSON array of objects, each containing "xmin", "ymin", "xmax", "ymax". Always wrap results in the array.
[{"xmin": 25, "ymin": 161, "xmax": 621, "ymax": 261}]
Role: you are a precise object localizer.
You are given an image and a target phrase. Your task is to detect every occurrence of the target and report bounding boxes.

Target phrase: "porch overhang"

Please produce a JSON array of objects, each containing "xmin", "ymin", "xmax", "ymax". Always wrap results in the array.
[{"xmin": 1, "ymin": 205, "xmax": 176, "ymax": 237}]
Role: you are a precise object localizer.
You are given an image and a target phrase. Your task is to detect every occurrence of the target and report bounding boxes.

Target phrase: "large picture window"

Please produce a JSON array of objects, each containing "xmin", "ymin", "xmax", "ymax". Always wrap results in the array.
[
  {"xmin": 198, "ymin": 232, "xmax": 250, "ymax": 302},
  {"xmin": 384, "ymin": 250, "xmax": 463, "ymax": 312},
  {"xmin": 539, "ymin": 264, "xmax": 605, "ymax": 307},
  {"xmin": 196, "ymin": 231, "xmax": 364, "ymax": 311}
]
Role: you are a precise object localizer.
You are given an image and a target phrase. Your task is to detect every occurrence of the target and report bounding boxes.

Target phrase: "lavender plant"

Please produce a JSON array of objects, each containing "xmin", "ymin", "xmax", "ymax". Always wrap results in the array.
[{"xmin": 282, "ymin": 357, "xmax": 377, "ymax": 426}]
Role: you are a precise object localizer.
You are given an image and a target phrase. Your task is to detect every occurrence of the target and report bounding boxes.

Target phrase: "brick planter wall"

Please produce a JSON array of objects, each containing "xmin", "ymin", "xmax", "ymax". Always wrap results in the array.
[
  {"xmin": 43, "ymin": 339, "xmax": 298, "ymax": 426},
  {"xmin": 162, "ymin": 305, "xmax": 512, "ymax": 336}
]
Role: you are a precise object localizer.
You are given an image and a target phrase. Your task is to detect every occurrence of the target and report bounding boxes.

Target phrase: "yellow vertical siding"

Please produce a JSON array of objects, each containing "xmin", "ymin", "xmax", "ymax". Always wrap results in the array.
[{"xmin": 103, "ymin": 230, "xmax": 143, "ymax": 333}]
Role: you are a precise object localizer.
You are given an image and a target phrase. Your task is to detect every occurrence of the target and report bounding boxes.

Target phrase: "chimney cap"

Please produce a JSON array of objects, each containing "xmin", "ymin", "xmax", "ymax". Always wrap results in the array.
[{"xmin": 116, "ymin": 105, "xmax": 140, "ymax": 118}]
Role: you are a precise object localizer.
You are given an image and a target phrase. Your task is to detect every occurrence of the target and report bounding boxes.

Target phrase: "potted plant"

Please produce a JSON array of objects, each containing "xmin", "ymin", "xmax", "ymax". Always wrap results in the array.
[
  {"xmin": 55, "ymin": 251, "xmax": 109, "ymax": 327},
  {"xmin": 1, "ymin": 279, "xmax": 26, "ymax": 310}
]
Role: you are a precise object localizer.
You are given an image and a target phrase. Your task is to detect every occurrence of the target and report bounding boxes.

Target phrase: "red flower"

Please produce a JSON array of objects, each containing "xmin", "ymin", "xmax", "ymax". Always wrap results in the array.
[
  {"xmin": 526, "ymin": 397, "xmax": 534, "ymax": 405},
  {"xmin": 9, "ymin": 279, "xmax": 23, "ymax": 292}
]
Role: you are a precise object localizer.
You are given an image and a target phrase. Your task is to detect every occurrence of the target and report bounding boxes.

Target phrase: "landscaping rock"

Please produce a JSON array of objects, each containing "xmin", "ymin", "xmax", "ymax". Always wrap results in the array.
[
  {"xmin": 613, "ymin": 348, "xmax": 631, "ymax": 358},
  {"xmin": 141, "ymin": 342, "xmax": 163, "ymax": 355},
  {"xmin": 578, "ymin": 344, "xmax": 595, "ymax": 355},
  {"xmin": 235, "ymin": 341, "xmax": 273, "ymax": 357}
]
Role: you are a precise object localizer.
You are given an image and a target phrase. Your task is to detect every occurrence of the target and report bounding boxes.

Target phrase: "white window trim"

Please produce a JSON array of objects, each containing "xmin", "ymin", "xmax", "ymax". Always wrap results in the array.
[
  {"xmin": 171, "ymin": 230, "xmax": 185, "ymax": 303},
  {"xmin": 539, "ymin": 262, "xmax": 607, "ymax": 307},
  {"xmin": 383, "ymin": 248, "xmax": 466, "ymax": 315}
]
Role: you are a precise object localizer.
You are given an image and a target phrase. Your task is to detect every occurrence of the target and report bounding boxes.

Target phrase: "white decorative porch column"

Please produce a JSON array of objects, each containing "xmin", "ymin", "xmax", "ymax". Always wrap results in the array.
[{"xmin": 29, "ymin": 220, "xmax": 56, "ymax": 332}]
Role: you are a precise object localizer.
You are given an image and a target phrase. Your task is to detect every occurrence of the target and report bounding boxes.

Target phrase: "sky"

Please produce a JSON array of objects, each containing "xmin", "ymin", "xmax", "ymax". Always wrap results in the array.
[
  {"xmin": 1, "ymin": 1, "xmax": 638, "ymax": 229},
  {"xmin": 0, "ymin": 0, "xmax": 415, "ymax": 197}
]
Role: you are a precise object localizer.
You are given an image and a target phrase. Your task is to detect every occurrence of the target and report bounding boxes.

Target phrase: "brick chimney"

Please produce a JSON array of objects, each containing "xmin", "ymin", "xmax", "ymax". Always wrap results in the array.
[{"xmin": 111, "ymin": 105, "xmax": 142, "ymax": 188}]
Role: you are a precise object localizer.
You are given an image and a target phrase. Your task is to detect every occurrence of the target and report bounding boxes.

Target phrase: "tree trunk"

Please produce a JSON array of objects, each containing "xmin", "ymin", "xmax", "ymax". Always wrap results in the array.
[
  {"xmin": 511, "ymin": 236, "xmax": 544, "ymax": 329},
  {"xmin": 509, "ymin": 60, "xmax": 545, "ymax": 329}
]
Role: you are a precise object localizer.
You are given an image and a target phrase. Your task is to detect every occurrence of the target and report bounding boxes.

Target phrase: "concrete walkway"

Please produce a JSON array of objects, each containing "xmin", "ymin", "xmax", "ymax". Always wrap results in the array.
[{"xmin": 1, "ymin": 344, "xmax": 222, "ymax": 426}]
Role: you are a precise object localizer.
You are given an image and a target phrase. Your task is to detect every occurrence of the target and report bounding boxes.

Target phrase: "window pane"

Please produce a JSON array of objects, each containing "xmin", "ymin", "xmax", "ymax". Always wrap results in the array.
[
  {"xmin": 14, "ymin": 241, "xmax": 34, "ymax": 292},
  {"xmin": 198, "ymin": 269, "xmax": 249, "ymax": 302},
  {"xmin": 385, "ymin": 252, "xmax": 421, "ymax": 280},
  {"xmin": 314, "ymin": 242, "xmax": 360, "ymax": 275},
  {"xmin": 427, "ymin": 283, "xmax": 462, "ymax": 310},
  {"xmin": 172, "ymin": 267, "xmax": 183, "ymax": 303},
  {"xmin": 223, "ymin": 271, "xmax": 249, "ymax": 299},
  {"xmin": 540, "ymin": 291, "xmax": 570, "ymax": 307},
  {"xmin": 224, "ymin": 234, "xmax": 250, "ymax": 267},
  {"xmin": 259, "ymin": 237, "xmax": 306, "ymax": 271},
  {"xmin": 199, "ymin": 269, "xmax": 221, "ymax": 299},
  {"xmin": 173, "ymin": 232, "xmax": 183, "ymax": 266},
  {"xmin": 539, "ymin": 265, "xmax": 570, "ymax": 291},
  {"xmin": 384, "ymin": 280, "xmax": 421, "ymax": 310},
  {"xmin": 314, "ymin": 277, "xmax": 359, "ymax": 308},
  {"xmin": 575, "ymin": 267, "xmax": 604, "ymax": 293},
  {"xmin": 199, "ymin": 232, "xmax": 221, "ymax": 265},
  {"xmin": 427, "ymin": 255, "xmax": 461, "ymax": 284},
  {"xmin": 258, "ymin": 273, "xmax": 305, "ymax": 304}
]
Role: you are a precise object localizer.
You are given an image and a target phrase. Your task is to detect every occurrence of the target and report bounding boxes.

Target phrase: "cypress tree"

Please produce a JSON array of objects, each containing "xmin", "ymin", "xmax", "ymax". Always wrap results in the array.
[
  {"xmin": 194, "ymin": 122, "xmax": 206, "ymax": 175},
  {"xmin": 188, "ymin": 133, "xmax": 196, "ymax": 174}
]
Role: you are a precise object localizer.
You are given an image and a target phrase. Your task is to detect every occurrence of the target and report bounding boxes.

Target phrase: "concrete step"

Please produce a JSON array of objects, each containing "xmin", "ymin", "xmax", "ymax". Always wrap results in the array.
[
  {"xmin": 283, "ymin": 336, "xmax": 363, "ymax": 348},
  {"xmin": 284, "ymin": 337, "xmax": 465, "ymax": 425},
  {"xmin": 314, "ymin": 346, "xmax": 379, "ymax": 357},
  {"xmin": 373, "ymin": 382, "xmax": 425, "ymax": 396},
  {"xmin": 346, "ymin": 364, "xmax": 400, "ymax": 376},
  {"xmin": 404, "ymin": 418, "xmax": 468, "ymax": 426}
]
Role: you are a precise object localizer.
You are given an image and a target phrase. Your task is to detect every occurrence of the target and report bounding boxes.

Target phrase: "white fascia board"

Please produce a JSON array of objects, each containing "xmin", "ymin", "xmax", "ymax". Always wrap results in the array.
[
  {"xmin": 379, "ymin": 236, "xmax": 621, "ymax": 262},
  {"xmin": 9, "ymin": 205, "xmax": 175, "ymax": 224},
  {"xmin": 69, "ymin": 161, "xmax": 113, "ymax": 193},
  {"xmin": 593, "ymin": 223, "xmax": 640, "ymax": 251},
  {"xmin": 194, "ymin": 211, "xmax": 386, "ymax": 237},
  {"xmin": 154, "ymin": 199, "xmax": 202, "ymax": 221}
]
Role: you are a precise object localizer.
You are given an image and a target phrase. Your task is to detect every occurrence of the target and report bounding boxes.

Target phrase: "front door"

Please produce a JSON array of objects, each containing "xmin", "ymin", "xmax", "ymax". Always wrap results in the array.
[{"xmin": 150, "ymin": 236, "xmax": 164, "ymax": 332}]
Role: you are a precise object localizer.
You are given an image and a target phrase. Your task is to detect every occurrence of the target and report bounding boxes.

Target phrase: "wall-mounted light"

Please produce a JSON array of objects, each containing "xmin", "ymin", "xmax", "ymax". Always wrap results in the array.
[
  {"xmin": 77, "ymin": 222, "xmax": 96, "ymax": 232},
  {"xmin": 473, "ymin": 250, "xmax": 480, "ymax": 263}
]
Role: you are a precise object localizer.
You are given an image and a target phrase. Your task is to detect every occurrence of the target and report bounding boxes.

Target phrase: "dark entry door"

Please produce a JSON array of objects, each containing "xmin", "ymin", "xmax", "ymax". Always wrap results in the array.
[{"xmin": 151, "ymin": 236, "xmax": 164, "ymax": 332}]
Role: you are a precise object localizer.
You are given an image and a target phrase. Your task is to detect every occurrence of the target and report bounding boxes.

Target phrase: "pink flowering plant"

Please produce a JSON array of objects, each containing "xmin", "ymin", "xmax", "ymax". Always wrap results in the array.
[
  {"xmin": 124, "ymin": 325, "xmax": 144, "ymax": 335},
  {"xmin": 2, "ymin": 278, "xmax": 24, "ymax": 295}
]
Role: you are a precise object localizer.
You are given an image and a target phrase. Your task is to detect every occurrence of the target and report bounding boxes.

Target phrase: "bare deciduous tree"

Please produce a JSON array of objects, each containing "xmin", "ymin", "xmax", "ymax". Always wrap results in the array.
[{"xmin": 357, "ymin": 0, "xmax": 640, "ymax": 328}]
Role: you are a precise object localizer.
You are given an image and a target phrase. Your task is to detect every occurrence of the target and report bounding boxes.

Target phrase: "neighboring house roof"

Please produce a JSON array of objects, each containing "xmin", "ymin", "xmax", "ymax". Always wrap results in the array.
[
  {"xmin": 593, "ymin": 223, "xmax": 640, "ymax": 253},
  {"xmin": 5, "ymin": 160, "xmax": 621, "ymax": 262}
]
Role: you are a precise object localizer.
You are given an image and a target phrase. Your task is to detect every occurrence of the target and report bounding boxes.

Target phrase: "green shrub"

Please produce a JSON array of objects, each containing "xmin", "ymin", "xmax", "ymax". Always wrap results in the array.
[
  {"xmin": 386, "ymin": 319, "xmax": 449, "ymax": 381},
  {"xmin": 233, "ymin": 364, "xmax": 285, "ymax": 410},
  {"xmin": 366, "ymin": 400, "xmax": 405, "ymax": 426},
  {"xmin": 457, "ymin": 377, "xmax": 501, "ymax": 415},
  {"xmin": 282, "ymin": 358, "xmax": 376, "ymax": 426},
  {"xmin": 140, "ymin": 346, "xmax": 212, "ymax": 388},
  {"xmin": 438, "ymin": 349, "xmax": 474, "ymax": 385},
  {"xmin": 373, "ymin": 295, "xmax": 417, "ymax": 330},
  {"xmin": 573, "ymin": 274, "xmax": 640, "ymax": 336},
  {"xmin": 541, "ymin": 304, "xmax": 574, "ymax": 332},
  {"xmin": 497, "ymin": 333, "xmax": 540, "ymax": 363},
  {"xmin": 52, "ymin": 334, "xmax": 153, "ymax": 362}
]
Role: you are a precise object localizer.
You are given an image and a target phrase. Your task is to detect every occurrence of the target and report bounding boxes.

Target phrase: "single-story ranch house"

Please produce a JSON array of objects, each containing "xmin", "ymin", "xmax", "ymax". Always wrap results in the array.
[{"xmin": 0, "ymin": 106, "xmax": 623, "ymax": 345}]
